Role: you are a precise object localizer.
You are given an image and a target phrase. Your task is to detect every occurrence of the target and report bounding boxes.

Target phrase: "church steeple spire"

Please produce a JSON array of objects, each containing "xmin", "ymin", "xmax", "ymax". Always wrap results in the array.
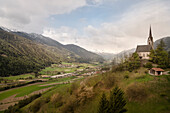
[
  {"xmin": 149, "ymin": 26, "xmax": 152, "ymax": 38},
  {"xmin": 147, "ymin": 25, "xmax": 154, "ymax": 49}
]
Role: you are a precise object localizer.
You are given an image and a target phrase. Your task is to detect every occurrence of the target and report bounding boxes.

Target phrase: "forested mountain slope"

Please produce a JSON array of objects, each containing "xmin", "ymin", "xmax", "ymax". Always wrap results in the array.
[
  {"xmin": 0, "ymin": 27, "xmax": 104, "ymax": 76},
  {"xmin": 154, "ymin": 36, "xmax": 170, "ymax": 51},
  {"xmin": 64, "ymin": 44, "xmax": 104, "ymax": 63},
  {"xmin": 0, "ymin": 29, "xmax": 75, "ymax": 76}
]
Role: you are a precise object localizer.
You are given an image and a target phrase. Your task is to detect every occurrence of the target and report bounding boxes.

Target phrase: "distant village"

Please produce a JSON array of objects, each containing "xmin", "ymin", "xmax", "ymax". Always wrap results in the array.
[{"xmin": 40, "ymin": 63, "xmax": 107, "ymax": 79}]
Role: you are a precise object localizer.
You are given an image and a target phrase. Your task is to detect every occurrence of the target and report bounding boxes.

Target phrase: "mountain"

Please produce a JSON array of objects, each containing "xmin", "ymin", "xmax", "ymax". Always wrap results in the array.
[
  {"xmin": 154, "ymin": 36, "xmax": 170, "ymax": 51},
  {"xmin": 116, "ymin": 48, "xmax": 136, "ymax": 58},
  {"xmin": 0, "ymin": 27, "xmax": 104, "ymax": 76},
  {"xmin": 64, "ymin": 44, "xmax": 104, "ymax": 63},
  {"xmin": 97, "ymin": 48, "xmax": 135, "ymax": 62},
  {"xmin": 96, "ymin": 52, "xmax": 115, "ymax": 61}
]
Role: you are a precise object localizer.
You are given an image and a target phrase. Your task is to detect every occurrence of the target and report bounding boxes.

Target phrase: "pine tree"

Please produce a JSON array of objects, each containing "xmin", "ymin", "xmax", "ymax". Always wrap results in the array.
[
  {"xmin": 98, "ymin": 93, "xmax": 108, "ymax": 113},
  {"xmin": 107, "ymin": 86, "xmax": 127, "ymax": 113},
  {"xmin": 150, "ymin": 39, "xmax": 169, "ymax": 68}
]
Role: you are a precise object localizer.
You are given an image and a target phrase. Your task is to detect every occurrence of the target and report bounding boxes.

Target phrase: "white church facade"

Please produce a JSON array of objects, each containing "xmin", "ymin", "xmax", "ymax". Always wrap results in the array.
[{"xmin": 136, "ymin": 26, "xmax": 154, "ymax": 60}]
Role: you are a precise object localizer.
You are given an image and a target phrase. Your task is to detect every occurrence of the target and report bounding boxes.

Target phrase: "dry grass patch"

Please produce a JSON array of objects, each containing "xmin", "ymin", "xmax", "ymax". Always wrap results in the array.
[{"xmin": 126, "ymin": 83, "xmax": 148, "ymax": 102}]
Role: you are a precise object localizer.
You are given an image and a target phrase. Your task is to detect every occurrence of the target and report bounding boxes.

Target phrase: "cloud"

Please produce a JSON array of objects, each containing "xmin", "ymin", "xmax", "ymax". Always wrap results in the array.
[
  {"xmin": 1, "ymin": 0, "xmax": 170, "ymax": 53},
  {"xmin": 43, "ymin": 26, "xmax": 79, "ymax": 44},
  {"xmin": 0, "ymin": 0, "xmax": 86, "ymax": 33},
  {"xmin": 43, "ymin": 0, "xmax": 170, "ymax": 53}
]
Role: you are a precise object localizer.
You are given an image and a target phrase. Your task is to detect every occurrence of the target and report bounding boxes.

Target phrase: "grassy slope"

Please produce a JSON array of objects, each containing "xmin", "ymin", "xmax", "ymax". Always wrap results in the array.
[
  {"xmin": 10, "ymin": 67, "xmax": 170, "ymax": 113},
  {"xmin": 0, "ymin": 76, "xmax": 77, "ymax": 101},
  {"xmin": 0, "ymin": 84, "xmax": 50, "ymax": 100}
]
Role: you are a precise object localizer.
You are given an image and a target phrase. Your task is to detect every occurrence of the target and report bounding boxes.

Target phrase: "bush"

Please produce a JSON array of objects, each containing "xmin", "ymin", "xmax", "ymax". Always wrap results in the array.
[
  {"xmin": 144, "ymin": 62, "xmax": 153, "ymax": 69},
  {"xmin": 68, "ymin": 82, "xmax": 78, "ymax": 95},
  {"xmin": 124, "ymin": 71, "xmax": 129, "ymax": 79},
  {"xmin": 124, "ymin": 75, "xmax": 129, "ymax": 79},
  {"xmin": 4, "ymin": 94, "xmax": 41, "ymax": 113},
  {"xmin": 30, "ymin": 97, "xmax": 49, "ymax": 113},
  {"xmin": 50, "ymin": 93, "xmax": 62, "ymax": 106},
  {"xmin": 144, "ymin": 70, "xmax": 148, "ymax": 74},
  {"xmin": 104, "ymin": 74, "xmax": 116, "ymax": 89}
]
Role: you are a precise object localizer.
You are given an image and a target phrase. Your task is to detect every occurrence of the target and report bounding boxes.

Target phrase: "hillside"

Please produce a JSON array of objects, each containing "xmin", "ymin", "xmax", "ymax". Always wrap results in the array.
[
  {"xmin": 12, "ymin": 30, "xmax": 104, "ymax": 63},
  {"xmin": 64, "ymin": 44, "xmax": 104, "ymax": 63},
  {"xmin": 0, "ymin": 27, "xmax": 104, "ymax": 76},
  {"xmin": 0, "ymin": 29, "xmax": 74, "ymax": 76},
  {"xmin": 11, "ymin": 67, "xmax": 169, "ymax": 113},
  {"xmin": 154, "ymin": 36, "xmax": 170, "ymax": 51}
]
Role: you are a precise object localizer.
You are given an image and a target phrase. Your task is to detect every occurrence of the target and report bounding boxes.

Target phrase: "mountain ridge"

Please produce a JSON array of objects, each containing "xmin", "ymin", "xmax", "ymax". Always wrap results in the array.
[{"xmin": 0, "ymin": 27, "xmax": 104, "ymax": 76}]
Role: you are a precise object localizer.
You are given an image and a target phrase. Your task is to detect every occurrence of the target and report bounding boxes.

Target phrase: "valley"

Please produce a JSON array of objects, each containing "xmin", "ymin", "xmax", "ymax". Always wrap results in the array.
[
  {"xmin": 0, "ymin": 62, "xmax": 104, "ymax": 111},
  {"xmin": 0, "ymin": 27, "xmax": 169, "ymax": 113}
]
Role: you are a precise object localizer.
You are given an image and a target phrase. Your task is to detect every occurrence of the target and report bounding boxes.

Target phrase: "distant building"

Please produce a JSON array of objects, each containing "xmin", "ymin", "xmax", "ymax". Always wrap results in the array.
[
  {"xmin": 136, "ymin": 26, "xmax": 154, "ymax": 59},
  {"xmin": 149, "ymin": 68, "xmax": 164, "ymax": 75}
]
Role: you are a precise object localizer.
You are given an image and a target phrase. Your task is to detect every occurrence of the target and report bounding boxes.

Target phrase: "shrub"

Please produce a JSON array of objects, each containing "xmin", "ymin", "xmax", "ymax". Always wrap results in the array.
[
  {"xmin": 104, "ymin": 74, "xmax": 116, "ymax": 89},
  {"xmin": 29, "ymin": 97, "xmax": 49, "ymax": 113},
  {"xmin": 144, "ymin": 62, "xmax": 153, "ymax": 69},
  {"xmin": 4, "ymin": 94, "xmax": 41, "ymax": 113},
  {"xmin": 124, "ymin": 75, "xmax": 129, "ymax": 79},
  {"xmin": 134, "ymin": 70, "xmax": 138, "ymax": 73},
  {"xmin": 50, "ymin": 93, "xmax": 62, "ymax": 105},
  {"xmin": 144, "ymin": 70, "xmax": 148, "ymax": 74},
  {"xmin": 68, "ymin": 82, "xmax": 78, "ymax": 95},
  {"xmin": 124, "ymin": 71, "xmax": 129, "ymax": 79}
]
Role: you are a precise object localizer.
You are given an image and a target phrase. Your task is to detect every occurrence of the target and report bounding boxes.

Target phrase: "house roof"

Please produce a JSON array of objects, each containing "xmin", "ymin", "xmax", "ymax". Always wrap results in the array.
[
  {"xmin": 151, "ymin": 68, "xmax": 164, "ymax": 71},
  {"xmin": 136, "ymin": 45, "xmax": 152, "ymax": 52}
]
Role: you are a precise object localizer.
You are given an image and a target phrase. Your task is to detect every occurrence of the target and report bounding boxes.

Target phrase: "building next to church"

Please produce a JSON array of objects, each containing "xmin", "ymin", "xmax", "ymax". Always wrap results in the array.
[{"xmin": 136, "ymin": 26, "xmax": 154, "ymax": 59}]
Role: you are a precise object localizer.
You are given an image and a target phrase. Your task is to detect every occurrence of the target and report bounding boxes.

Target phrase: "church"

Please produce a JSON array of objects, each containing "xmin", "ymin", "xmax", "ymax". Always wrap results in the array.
[{"xmin": 136, "ymin": 26, "xmax": 154, "ymax": 59}]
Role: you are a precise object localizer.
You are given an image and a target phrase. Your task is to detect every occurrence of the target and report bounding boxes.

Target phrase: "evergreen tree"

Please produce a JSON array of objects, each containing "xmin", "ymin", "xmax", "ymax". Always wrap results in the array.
[
  {"xmin": 98, "ymin": 93, "xmax": 108, "ymax": 113},
  {"xmin": 127, "ymin": 53, "xmax": 140, "ymax": 72},
  {"xmin": 150, "ymin": 39, "xmax": 169, "ymax": 68},
  {"xmin": 107, "ymin": 86, "xmax": 127, "ymax": 113},
  {"xmin": 98, "ymin": 87, "xmax": 127, "ymax": 113}
]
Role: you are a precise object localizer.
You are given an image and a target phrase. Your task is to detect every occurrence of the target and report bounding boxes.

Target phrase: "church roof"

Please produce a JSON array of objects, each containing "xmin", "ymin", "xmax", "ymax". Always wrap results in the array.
[{"xmin": 136, "ymin": 45, "xmax": 152, "ymax": 52}]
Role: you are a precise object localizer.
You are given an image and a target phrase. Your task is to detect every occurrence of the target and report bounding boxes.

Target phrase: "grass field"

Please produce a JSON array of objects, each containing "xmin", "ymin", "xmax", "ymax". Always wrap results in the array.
[
  {"xmin": 0, "ymin": 76, "xmax": 79, "ymax": 101},
  {"xmin": 39, "ymin": 62, "xmax": 97, "ymax": 75},
  {"xmin": 0, "ymin": 84, "xmax": 50, "ymax": 100},
  {"xmin": 1, "ymin": 74, "xmax": 35, "ymax": 80}
]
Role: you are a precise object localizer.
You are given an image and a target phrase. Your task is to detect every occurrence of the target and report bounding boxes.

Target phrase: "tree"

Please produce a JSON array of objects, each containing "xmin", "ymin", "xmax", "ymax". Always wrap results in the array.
[
  {"xmin": 150, "ymin": 39, "xmax": 169, "ymax": 68},
  {"xmin": 127, "ymin": 53, "xmax": 140, "ymax": 72},
  {"xmin": 107, "ymin": 86, "xmax": 127, "ymax": 113},
  {"xmin": 144, "ymin": 62, "xmax": 153, "ymax": 69},
  {"xmin": 98, "ymin": 93, "xmax": 108, "ymax": 113},
  {"xmin": 98, "ymin": 87, "xmax": 127, "ymax": 113}
]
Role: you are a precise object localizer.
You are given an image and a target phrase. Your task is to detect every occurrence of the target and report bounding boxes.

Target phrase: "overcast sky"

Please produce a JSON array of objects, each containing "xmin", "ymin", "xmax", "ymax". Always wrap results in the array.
[{"xmin": 0, "ymin": 0, "xmax": 170, "ymax": 53}]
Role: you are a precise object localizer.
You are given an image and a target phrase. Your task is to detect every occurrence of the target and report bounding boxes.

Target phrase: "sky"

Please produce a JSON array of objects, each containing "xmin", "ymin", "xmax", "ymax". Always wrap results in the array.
[{"xmin": 0, "ymin": 0, "xmax": 170, "ymax": 53}]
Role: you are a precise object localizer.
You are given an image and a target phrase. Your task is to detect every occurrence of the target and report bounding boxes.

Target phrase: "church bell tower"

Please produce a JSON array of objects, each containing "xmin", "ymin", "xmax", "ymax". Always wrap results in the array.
[{"xmin": 147, "ymin": 26, "xmax": 154, "ymax": 49}]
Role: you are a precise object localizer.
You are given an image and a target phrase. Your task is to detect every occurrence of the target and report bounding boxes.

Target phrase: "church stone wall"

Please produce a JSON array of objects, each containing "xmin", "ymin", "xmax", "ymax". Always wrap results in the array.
[{"xmin": 137, "ymin": 52, "xmax": 150, "ymax": 59}]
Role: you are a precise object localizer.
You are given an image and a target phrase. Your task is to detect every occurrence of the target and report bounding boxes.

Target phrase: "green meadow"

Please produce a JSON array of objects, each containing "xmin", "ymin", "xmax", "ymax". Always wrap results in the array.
[{"xmin": 1, "ymin": 74, "xmax": 35, "ymax": 80}]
